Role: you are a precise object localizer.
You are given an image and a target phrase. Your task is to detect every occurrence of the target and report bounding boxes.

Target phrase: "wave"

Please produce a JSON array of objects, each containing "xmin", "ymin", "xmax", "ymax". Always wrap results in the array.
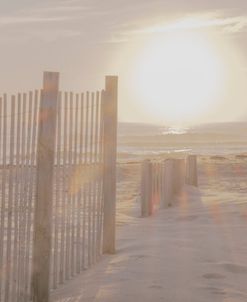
[{"xmin": 117, "ymin": 122, "xmax": 247, "ymax": 159}]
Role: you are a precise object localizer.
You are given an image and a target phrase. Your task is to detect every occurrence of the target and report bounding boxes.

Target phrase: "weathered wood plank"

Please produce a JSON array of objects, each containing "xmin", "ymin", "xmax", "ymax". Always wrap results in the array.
[
  {"xmin": 102, "ymin": 76, "xmax": 118, "ymax": 254},
  {"xmin": 31, "ymin": 71, "xmax": 59, "ymax": 302}
]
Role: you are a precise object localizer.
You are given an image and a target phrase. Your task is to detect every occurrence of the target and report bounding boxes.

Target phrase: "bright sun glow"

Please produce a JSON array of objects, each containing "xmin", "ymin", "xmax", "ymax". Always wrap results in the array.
[{"xmin": 132, "ymin": 32, "xmax": 225, "ymax": 124}]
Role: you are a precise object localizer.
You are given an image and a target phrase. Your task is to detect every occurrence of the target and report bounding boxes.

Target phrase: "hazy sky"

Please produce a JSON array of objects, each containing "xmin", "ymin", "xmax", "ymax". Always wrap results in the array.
[{"xmin": 1, "ymin": 0, "xmax": 247, "ymax": 125}]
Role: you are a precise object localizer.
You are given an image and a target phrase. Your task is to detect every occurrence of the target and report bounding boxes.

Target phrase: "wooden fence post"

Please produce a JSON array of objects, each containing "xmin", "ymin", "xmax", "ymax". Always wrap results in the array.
[
  {"xmin": 162, "ymin": 159, "xmax": 174, "ymax": 208},
  {"xmin": 173, "ymin": 159, "xmax": 186, "ymax": 193},
  {"xmin": 141, "ymin": 160, "xmax": 152, "ymax": 217},
  {"xmin": 102, "ymin": 76, "xmax": 118, "ymax": 254},
  {"xmin": 179, "ymin": 159, "xmax": 186, "ymax": 190},
  {"xmin": 31, "ymin": 72, "xmax": 59, "ymax": 302},
  {"xmin": 186, "ymin": 155, "xmax": 198, "ymax": 187}
]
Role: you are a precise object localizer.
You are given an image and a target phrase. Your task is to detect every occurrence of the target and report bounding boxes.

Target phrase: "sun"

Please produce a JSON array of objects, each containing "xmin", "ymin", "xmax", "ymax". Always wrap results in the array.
[{"xmin": 132, "ymin": 32, "xmax": 225, "ymax": 124}]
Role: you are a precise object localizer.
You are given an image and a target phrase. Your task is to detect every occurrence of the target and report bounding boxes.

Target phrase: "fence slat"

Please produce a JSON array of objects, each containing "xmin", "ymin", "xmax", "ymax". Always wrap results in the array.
[
  {"xmin": 12, "ymin": 93, "xmax": 21, "ymax": 302},
  {"xmin": 69, "ymin": 92, "xmax": 75, "ymax": 277},
  {"xmin": 88, "ymin": 92, "xmax": 95, "ymax": 267},
  {"xmin": 63, "ymin": 92, "xmax": 70, "ymax": 281},
  {"xmin": 97, "ymin": 90, "xmax": 104, "ymax": 260},
  {"xmin": 19, "ymin": 93, "xmax": 28, "ymax": 302},
  {"xmin": 59, "ymin": 92, "xmax": 66, "ymax": 284},
  {"xmin": 17, "ymin": 93, "xmax": 25, "ymax": 301},
  {"xmin": 5, "ymin": 95, "xmax": 15, "ymax": 302},
  {"xmin": 84, "ymin": 91, "xmax": 89, "ymax": 268},
  {"xmin": 79, "ymin": 93, "xmax": 85, "ymax": 270},
  {"xmin": 91, "ymin": 92, "xmax": 98, "ymax": 265},
  {"xmin": 0, "ymin": 95, "xmax": 7, "ymax": 300},
  {"xmin": 52, "ymin": 91, "xmax": 62, "ymax": 289},
  {"xmin": 0, "ymin": 96, "xmax": 4, "ymax": 302},
  {"xmin": 22, "ymin": 92, "xmax": 34, "ymax": 299},
  {"xmin": 27, "ymin": 90, "xmax": 39, "ymax": 297},
  {"xmin": 74, "ymin": 93, "xmax": 80, "ymax": 274},
  {"xmin": 141, "ymin": 160, "xmax": 152, "ymax": 217},
  {"xmin": 93, "ymin": 92, "xmax": 100, "ymax": 263}
]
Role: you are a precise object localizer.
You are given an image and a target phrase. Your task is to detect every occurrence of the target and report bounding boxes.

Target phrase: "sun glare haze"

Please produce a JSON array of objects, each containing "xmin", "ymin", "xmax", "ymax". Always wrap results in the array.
[
  {"xmin": 113, "ymin": 14, "xmax": 247, "ymax": 125},
  {"xmin": 132, "ymin": 31, "xmax": 225, "ymax": 123}
]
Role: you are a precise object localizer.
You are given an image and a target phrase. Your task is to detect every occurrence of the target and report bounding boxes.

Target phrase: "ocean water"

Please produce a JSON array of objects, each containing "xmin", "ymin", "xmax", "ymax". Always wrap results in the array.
[{"xmin": 117, "ymin": 122, "xmax": 247, "ymax": 161}]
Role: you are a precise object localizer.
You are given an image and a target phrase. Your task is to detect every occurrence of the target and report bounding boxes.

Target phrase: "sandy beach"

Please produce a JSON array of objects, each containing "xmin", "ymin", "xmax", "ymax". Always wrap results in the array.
[
  {"xmin": 50, "ymin": 154, "xmax": 247, "ymax": 302},
  {"xmin": 3, "ymin": 0, "xmax": 247, "ymax": 300}
]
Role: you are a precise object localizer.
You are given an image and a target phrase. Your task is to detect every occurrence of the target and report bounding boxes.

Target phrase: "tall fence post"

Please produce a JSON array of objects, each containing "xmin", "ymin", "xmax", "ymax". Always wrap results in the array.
[
  {"xmin": 141, "ymin": 160, "xmax": 152, "ymax": 217},
  {"xmin": 31, "ymin": 72, "xmax": 59, "ymax": 302},
  {"xmin": 102, "ymin": 76, "xmax": 118, "ymax": 254},
  {"xmin": 186, "ymin": 155, "xmax": 198, "ymax": 187}
]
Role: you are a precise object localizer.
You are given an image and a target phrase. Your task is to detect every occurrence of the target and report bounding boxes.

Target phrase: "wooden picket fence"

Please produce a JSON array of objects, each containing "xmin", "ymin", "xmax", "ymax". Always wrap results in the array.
[
  {"xmin": 0, "ymin": 72, "xmax": 118, "ymax": 302},
  {"xmin": 141, "ymin": 156, "xmax": 198, "ymax": 217}
]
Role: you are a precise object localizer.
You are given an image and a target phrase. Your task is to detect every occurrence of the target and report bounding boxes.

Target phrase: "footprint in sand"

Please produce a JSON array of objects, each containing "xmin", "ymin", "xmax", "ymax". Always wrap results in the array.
[
  {"xmin": 203, "ymin": 273, "xmax": 226, "ymax": 280},
  {"xmin": 176, "ymin": 215, "xmax": 198, "ymax": 221},
  {"xmin": 200, "ymin": 286, "xmax": 226, "ymax": 296},
  {"xmin": 149, "ymin": 285, "xmax": 163, "ymax": 290},
  {"xmin": 219, "ymin": 263, "xmax": 247, "ymax": 274},
  {"xmin": 130, "ymin": 254, "xmax": 148, "ymax": 260},
  {"xmin": 209, "ymin": 287, "xmax": 226, "ymax": 296},
  {"xmin": 203, "ymin": 286, "xmax": 247, "ymax": 301}
]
